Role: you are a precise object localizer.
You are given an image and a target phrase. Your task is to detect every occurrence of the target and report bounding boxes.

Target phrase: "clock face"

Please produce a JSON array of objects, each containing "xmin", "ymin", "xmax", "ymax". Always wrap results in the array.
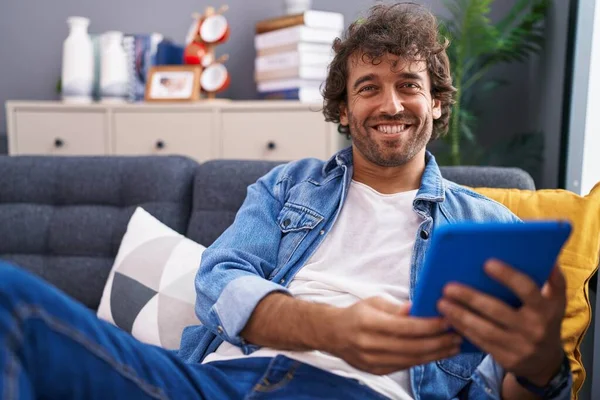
[
  {"xmin": 200, "ymin": 15, "xmax": 230, "ymax": 44},
  {"xmin": 201, "ymin": 63, "xmax": 230, "ymax": 93}
]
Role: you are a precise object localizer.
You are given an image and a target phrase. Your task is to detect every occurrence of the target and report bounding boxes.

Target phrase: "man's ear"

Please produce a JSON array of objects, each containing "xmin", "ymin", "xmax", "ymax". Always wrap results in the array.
[
  {"xmin": 340, "ymin": 102, "xmax": 349, "ymax": 126},
  {"xmin": 432, "ymin": 98, "xmax": 442, "ymax": 120}
]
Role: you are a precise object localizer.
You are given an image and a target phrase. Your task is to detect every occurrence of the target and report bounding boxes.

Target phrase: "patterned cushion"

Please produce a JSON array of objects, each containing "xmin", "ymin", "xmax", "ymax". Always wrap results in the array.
[
  {"xmin": 0, "ymin": 155, "xmax": 196, "ymax": 310},
  {"xmin": 97, "ymin": 207, "xmax": 204, "ymax": 350}
]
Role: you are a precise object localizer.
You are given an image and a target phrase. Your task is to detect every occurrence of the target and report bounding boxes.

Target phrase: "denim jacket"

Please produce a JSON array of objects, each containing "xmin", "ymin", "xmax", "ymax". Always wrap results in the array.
[{"xmin": 179, "ymin": 147, "xmax": 572, "ymax": 399}]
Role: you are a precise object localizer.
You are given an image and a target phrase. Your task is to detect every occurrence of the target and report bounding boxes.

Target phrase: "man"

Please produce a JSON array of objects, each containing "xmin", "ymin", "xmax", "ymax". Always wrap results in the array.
[{"xmin": 0, "ymin": 3, "xmax": 571, "ymax": 400}]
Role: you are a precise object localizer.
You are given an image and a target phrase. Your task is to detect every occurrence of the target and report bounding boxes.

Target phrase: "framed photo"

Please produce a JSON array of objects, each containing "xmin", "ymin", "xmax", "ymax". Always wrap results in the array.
[{"xmin": 145, "ymin": 65, "xmax": 201, "ymax": 102}]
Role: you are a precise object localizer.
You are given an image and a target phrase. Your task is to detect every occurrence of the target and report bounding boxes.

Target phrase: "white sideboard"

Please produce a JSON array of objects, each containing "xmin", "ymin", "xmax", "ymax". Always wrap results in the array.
[{"xmin": 5, "ymin": 101, "xmax": 350, "ymax": 162}]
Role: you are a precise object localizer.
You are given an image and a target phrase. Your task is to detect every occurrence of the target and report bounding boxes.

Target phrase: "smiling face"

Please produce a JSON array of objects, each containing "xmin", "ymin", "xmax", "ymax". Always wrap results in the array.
[{"xmin": 340, "ymin": 53, "xmax": 442, "ymax": 168}]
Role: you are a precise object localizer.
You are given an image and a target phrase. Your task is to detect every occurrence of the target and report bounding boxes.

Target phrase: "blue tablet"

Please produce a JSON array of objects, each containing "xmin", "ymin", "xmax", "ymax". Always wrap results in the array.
[{"xmin": 410, "ymin": 220, "xmax": 572, "ymax": 353}]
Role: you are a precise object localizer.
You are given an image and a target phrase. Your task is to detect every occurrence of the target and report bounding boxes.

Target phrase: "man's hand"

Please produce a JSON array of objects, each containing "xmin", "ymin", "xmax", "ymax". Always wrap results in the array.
[
  {"xmin": 437, "ymin": 259, "xmax": 566, "ymax": 387},
  {"xmin": 242, "ymin": 294, "xmax": 459, "ymax": 376},
  {"xmin": 327, "ymin": 297, "xmax": 462, "ymax": 375}
]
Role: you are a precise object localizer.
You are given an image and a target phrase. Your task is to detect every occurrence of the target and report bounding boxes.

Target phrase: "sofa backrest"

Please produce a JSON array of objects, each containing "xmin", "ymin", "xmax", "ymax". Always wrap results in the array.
[
  {"xmin": 186, "ymin": 160, "xmax": 536, "ymax": 247},
  {"xmin": 0, "ymin": 155, "xmax": 196, "ymax": 309},
  {"xmin": 0, "ymin": 155, "xmax": 536, "ymax": 310},
  {"xmin": 186, "ymin": 160, "xmax": 284, "ymax": 246}
]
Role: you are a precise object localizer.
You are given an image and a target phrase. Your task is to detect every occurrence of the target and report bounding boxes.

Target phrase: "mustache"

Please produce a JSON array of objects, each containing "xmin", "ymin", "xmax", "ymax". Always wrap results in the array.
[{"xmin": 366, "ymin": 113, "xmax": 419, "ymax": 126}]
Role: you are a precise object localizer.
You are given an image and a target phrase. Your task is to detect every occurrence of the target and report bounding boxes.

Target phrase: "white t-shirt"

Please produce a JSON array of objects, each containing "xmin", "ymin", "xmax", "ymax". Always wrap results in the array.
[{"xmin": 203, "ymin": 180, "xmax": 423, "ymax": 400}]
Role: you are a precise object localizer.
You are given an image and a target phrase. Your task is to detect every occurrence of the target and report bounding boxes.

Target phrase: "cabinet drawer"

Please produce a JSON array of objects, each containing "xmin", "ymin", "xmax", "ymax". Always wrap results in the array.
[
  {"xmin": 113, "ymin": 112, "xmax": 214, "ymax": 162},
  {"xmin": 14, "ymin": 111, "xmax": 107, "ymax": 155},
  {"xmin": 221, "ymin": 111, "xmax": 328, "ymax": 160}
]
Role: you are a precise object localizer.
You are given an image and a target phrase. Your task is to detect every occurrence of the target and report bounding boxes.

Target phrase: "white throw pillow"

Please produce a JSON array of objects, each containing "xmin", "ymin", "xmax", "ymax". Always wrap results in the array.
[{"xmin": 97, "ymin": 207, "xmax": 205, "ymax": 350}]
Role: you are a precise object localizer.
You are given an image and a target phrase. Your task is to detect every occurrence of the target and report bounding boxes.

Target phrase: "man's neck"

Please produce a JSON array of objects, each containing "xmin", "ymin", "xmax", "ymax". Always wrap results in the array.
[{"xmin": 351, "ymin": 147, "xmax": 426, "ymax": 194}]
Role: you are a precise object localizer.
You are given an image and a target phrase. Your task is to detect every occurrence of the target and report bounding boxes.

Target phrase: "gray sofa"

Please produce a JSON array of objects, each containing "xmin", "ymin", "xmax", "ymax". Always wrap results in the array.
[{"xmin": 0, "ymin": 155, "xmax": 595, "ymax": 398}]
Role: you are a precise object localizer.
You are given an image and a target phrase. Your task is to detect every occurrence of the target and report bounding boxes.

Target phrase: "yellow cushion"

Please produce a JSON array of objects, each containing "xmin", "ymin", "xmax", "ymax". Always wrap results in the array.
[{"xmin": 473, "ymin": 183, "xmax": 600, "ymax": 398}]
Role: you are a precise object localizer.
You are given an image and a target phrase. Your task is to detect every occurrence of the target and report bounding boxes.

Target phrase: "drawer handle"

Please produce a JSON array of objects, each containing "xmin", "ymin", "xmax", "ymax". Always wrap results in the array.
[
  {"xmin": 54, "ymin": 138, "xmax": 64, "ymax": 148},
  {"xmin": 155, "ymin": 140, "xmax": 165, "ymax": 150},
  {"xmin": 267, "ymin": 141, "xmax": 276, "ymax": 150}
]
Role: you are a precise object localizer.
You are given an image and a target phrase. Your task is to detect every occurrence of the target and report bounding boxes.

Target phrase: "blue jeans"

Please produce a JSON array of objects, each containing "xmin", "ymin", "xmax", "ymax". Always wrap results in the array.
[{"xmin": 0, "ymin": 263, "xmax": 390, "ymax": 399}]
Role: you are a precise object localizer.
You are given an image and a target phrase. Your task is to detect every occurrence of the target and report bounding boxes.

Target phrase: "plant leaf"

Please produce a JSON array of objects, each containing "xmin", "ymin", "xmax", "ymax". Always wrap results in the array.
[
  {"xmin": 479, "ymin": 78, "xmax": 508, "ymax": 93},
  {"xmin": 485, "ymin": 132, "xmax": 545, "ymax": 182},
  {"xmin": 488, "ymin": 0, "xmax": 550, "ymax": 65},
  {"xmin": 439, "ymin": 0, "xmax": 549, "ymax": 167}
]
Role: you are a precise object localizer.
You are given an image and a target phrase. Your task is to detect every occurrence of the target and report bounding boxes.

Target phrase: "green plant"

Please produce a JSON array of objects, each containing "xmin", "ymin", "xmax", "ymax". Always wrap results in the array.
[
  {"xmin": 485, "ymin": 131, "xmax": 545, "ymax": 182},
  {"xmin": 438, "ymin": 0, "xmax": 550, "ymax": 165}
]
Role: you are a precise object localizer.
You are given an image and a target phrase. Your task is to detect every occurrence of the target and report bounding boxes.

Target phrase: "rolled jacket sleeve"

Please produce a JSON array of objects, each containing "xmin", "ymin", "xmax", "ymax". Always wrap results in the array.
[{"xmin": 193, "ymin": 164, "xmax": 290, "ymax": 352}]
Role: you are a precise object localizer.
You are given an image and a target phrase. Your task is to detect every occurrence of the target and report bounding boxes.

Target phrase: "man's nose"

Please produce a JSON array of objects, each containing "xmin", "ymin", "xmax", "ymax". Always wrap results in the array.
[{"xmin": 379, "ymin": 89, "xmax": 404, "ymax": 115}]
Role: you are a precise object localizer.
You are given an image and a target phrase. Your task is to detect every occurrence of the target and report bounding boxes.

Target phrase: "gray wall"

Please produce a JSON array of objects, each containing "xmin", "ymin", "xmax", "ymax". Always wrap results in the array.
[
  {"xmin": 0, "ymin": 0, "xmax": 375, "ymax": 130},
  {"xmin": 0, "ymin": 0, "xmax": 571, "ymax": 188}
]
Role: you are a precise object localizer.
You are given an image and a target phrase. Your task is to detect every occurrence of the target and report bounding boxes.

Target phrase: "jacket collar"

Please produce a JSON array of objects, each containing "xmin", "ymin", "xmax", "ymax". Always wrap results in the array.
[
  {"xmin": 323, "ymin": 146, "xmax": 445, "ymax": 203},
  {"xmin": 416, "ymin": 151, "xmax": 445, "ymax": 203},
  {"xmin": 322, "ymin": 146, "xmax": 353, "ymax": 175}
]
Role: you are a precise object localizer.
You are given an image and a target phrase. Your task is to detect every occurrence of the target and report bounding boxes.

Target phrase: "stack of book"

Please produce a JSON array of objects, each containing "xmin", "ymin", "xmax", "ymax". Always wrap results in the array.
[{"xmin": 254, "ymin": 10, "xmax": 344, "ymax": 103}]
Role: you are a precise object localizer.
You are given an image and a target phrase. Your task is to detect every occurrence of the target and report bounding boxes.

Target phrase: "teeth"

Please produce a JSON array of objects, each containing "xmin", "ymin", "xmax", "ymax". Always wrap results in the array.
[{"xmin": 376, "ymin": 125, "xmax": 406, "ymax": 134}]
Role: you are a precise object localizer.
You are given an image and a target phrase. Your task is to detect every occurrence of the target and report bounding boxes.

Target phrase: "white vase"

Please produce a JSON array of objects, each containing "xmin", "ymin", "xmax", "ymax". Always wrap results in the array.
[
  {"xmin": 61, "ymin": 16, "xmax": 94, "ymax": 103},
  {"xmin": 285, "ymin": 0, "xmax": 312, "ymax": 14},
  {"xmin": 100, "ymin": 31, "xmax": 128, "ymax": 103}
]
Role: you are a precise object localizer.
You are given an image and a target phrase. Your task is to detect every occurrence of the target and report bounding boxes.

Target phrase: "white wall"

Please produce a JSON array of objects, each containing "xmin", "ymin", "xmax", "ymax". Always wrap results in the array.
[
  {"xmin": 581, "ymin": 0, "xmax": 600, "ymax": 195},
  {"xmin": 566, "ymin": 0, "xmax": 600, "ymax": 195}
]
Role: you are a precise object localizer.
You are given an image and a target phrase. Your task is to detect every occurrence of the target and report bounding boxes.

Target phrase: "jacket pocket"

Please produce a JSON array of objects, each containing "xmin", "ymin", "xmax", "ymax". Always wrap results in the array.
[
  {"xmin": 436, "ymin": 352, "xmax": 486, "ymax": 380},
  {"xmin": 276, "ymin": 203, "xmax": 323, "ymax": 267}
]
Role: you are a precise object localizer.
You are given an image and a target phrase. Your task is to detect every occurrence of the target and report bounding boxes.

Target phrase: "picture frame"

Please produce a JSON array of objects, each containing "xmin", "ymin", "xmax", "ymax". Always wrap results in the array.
[{"xmin": 144, "ymin": 65, "xmax": 202, "ymax": 102}]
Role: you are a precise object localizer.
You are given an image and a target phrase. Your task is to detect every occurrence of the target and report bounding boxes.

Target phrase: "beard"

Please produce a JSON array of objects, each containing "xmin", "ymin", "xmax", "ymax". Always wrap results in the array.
[{"xmin": 348, "ymin": 110, "xmax": 433, "ymax": 167}]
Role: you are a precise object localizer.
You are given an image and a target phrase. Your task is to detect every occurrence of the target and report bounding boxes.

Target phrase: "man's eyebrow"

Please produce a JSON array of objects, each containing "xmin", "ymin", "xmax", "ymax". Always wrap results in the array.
[
  {"xmin": 352, "ymin": 74, "xmax": 376, "ymax": 91},
  {"xmin": 397, "ymin": 72, "xmax": 424, "ymax": 82},
  {"xmin": 352, "ymin": 72, "xmax": 424, "ymax": 91}
]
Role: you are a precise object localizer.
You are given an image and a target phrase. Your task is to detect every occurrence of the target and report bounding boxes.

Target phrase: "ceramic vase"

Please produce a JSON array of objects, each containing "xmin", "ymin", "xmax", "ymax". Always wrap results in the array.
[
  {"xmin": 100, "ymin": 31, "xmax": 129, "ymax": 103},
  {"xmin": 285, "ymin": 0, "xmax": 312, "ymax": 14},
  {"xmin": 61, "ymin": 16, "xmax": 94, "ymax": 103}
]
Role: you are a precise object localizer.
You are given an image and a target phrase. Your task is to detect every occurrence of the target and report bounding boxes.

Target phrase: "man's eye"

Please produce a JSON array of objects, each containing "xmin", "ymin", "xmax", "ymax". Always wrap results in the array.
[
  {"xmin": 358, "ymin": 85, "xmax": 377, "ymax": 93},
  {"xmin": 401, "ymin": 83, "xmax": 420, "ymax": 90}
]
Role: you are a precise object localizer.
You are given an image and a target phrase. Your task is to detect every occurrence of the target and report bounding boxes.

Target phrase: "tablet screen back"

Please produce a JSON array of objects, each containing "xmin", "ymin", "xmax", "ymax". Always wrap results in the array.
[{"xmin": 410, "ymin": 220, "xmax": 571, "ymax": 352}]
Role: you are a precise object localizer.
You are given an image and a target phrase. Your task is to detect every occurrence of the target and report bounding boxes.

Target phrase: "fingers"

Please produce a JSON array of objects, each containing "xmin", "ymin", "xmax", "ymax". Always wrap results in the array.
[
  {"xmin": 541, "ymin": 265, "xmax": 567, "ymax": 304},
  {"xmin": 371, "ymin": 314, "xmax": 450, "ymax": 338},
  {"xmin": 438, "ymin": 298, "xmax": 511, "ymax": 349},
  {"xmin": 345, "ymin": 297, "xmax": 463, "ymax": 375},
  {"xmin": 358, "ymin": 330, "xmax": 460, "ymax": 355},
  {"xmin": 365, "ymin": 344, "xmax": 460, "ymax": 374},
  {"xmin": 361, "ymin": 297, "xmax": 449, "ymax": 338},
  {"xmin": 484, "ymin": 259, "xmax": 544, "ymax": 309},
  {"xmin": 449, "ymin": 323, "xmax": 516, "ymax": 365},
  {"xmin": 389, "ymin": 333, "xmax": 462, "ymax": 357},
  {"xmin": 442, "ymin": 283, "xmax": 519, "ymax": 329},
  {"xmin": 353, "ymin": 335, "xmax": 461, "ymax": 375}
]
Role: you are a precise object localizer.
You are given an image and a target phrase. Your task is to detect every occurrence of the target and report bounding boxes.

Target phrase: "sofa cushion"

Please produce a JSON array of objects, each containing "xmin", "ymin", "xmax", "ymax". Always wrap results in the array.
[
  {"xmin": 473, "ymin": 183, "xmax": 600, "ymax": 397},
  {"xmin": 187, "ymin": 160, "xmax": 283, "ymax": 245},
  {"xmin": 441, "ymin": 166, "xmax": 535, "ymax": 189},
  {"xmin": 0, "ymin": 155, "xmax": 197, "ymax": 310},
  {"xmin": 97, "ymin": 207, "xmax": 204, "ymax": 350}
]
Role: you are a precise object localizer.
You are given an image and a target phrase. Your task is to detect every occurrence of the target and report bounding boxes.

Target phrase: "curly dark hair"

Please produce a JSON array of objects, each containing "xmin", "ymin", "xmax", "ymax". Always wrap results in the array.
[{"xmin": 322, "ymin": 2, "xmax": 456, "ymax": 140}]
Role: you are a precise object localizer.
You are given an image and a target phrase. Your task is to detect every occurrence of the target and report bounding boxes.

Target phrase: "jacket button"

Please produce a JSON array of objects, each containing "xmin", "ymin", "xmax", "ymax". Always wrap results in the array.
[
  {"xmin": 217, "ymin": 326, "xmax": 223, "ymax": 334},
  {"xmin": 420, "ymin": 230, "xmax": 430, "ymax": 240},
  {"xmin": 283, "ymin": 219, "xmax": 291, "ymax": 227}
]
